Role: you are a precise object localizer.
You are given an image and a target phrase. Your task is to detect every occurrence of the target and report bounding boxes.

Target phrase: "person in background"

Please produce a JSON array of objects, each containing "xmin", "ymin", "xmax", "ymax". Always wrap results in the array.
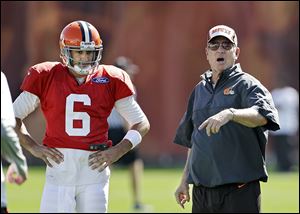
[
  {"xmin": 270, "ymin": 85, "xmax": 299, "ymax": 171},
  {"xmin": 173, "ymin": 25, "xmax": 280, "ymax": 213},
  {"xmin": 108, "ymin": 56, "xmax": 148, "ymax": 211},
  {"xmin": 1, "ymin": 71, "xmax": 28, "ymax": 213}
]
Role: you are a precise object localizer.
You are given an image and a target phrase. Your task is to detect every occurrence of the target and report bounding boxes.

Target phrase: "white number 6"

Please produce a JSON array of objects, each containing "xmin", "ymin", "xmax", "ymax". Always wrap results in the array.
[{"xmin": 65, "ymin": 94, "xmax": 91, "ymax": 136}]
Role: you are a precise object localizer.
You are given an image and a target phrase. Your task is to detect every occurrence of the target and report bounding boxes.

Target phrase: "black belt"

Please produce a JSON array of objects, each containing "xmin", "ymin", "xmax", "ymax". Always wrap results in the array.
[
  {"xmin": 89, "ymin": 140, "xmax": 112, "ymax": 151},
  {"xmin": 194, "ymin": 180, "xmax": 259, "ymax": 189}
]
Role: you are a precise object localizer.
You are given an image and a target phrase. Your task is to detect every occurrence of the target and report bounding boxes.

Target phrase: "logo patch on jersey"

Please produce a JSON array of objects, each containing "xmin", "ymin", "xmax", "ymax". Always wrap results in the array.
[
  {"xmin": 223, "ymin": 87, "xmax": 235, "ymax": 95},
  {"xmin": 92, "ymin": 77, "xmax": 110, "ymax": 84}
]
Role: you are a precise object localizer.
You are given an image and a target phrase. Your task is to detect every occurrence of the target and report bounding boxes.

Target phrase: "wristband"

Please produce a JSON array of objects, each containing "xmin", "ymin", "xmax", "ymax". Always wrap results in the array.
[{"xmin": 123, "ymin": 130, "xmax": 142, "ymax": 149}]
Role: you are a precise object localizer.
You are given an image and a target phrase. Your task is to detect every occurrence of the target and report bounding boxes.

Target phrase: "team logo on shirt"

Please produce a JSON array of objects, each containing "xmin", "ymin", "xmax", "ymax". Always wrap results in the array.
[
  {"xmin": 92, "ymin": 77, "xmax": 110, "ymax": 84},
  {"xmin": 223, "ymin": 87, "xmax": 235, "ymax": 95}
]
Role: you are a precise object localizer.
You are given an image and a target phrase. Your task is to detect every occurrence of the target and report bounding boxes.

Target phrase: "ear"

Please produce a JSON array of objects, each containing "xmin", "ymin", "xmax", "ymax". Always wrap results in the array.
[{"xmin": 235, "ymin": 47, "xmax": 240, "ymax": 60}]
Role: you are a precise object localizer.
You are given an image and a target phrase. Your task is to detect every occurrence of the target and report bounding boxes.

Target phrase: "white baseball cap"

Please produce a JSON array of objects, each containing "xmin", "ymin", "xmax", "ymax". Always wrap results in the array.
[{"xmin": 207, "ymin": 25, "xmax": 238, "ymax": 45}]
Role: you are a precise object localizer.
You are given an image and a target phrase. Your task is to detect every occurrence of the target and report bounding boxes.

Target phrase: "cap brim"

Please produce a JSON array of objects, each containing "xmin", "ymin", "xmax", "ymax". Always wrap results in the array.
[{"xmin": 208, "ymin": 33, "xmax": 235, "ymax": 44}]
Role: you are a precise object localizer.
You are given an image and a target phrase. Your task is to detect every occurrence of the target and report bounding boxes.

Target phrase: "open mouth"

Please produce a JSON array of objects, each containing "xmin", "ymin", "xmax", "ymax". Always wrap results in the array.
[{"xmin": 217, "ymin": 57, "xmax": 225, "ymax": 62}]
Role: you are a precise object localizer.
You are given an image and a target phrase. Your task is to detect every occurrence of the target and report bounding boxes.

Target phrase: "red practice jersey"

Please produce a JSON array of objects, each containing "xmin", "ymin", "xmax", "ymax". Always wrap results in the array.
[{"xmin": 21, "ymin": 62, "xmax": 135, "ymax": 150}]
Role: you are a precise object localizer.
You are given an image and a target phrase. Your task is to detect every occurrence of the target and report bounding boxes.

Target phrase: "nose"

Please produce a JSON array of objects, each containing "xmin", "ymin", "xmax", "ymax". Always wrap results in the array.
[
  {"xmin": 80, "ymin": 52, "xmax": 90, "ymax": 60},
  {"xmin": 78, "ymin": 51, "xmax": 93, "ymax": 62}
]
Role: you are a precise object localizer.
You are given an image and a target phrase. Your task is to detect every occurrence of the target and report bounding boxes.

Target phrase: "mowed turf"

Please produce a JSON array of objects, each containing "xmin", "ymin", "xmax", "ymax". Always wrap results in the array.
[{"xmin": 4, "ymin": 166, "xmax": 299, "ymax": 213}]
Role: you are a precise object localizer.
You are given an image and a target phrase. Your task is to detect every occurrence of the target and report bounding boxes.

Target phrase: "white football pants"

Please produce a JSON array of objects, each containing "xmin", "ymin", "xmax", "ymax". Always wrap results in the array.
[{"xmin": 40, "ymin": 148, "xmax": 110, "ymax": 213}]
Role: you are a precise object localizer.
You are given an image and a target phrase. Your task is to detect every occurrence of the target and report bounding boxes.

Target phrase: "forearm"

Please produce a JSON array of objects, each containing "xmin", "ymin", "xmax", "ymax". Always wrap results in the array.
[
  {"xmin": 230, "ymin": 107, "xmax": 267, "ymax": 127},
  {"xmin": 15, "ymin": 118, "xmax": 40, "ymax": 155},
  {"xmin": 115, "ymin": 119, "xmax": 150, "ymax": 153},
  {"xmin": 180, "ymin": 149, "xmax": 191, "ymax": 185},
  {"xmin": 130, "ymin": 119, "xmax": 150, "ymax": 138}
]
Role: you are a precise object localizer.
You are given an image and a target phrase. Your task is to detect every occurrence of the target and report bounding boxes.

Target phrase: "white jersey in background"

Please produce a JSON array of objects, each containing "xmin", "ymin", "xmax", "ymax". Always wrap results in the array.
[{"xmin": 270, "ymin": 86, "xmax": 299, "ymax": 135}]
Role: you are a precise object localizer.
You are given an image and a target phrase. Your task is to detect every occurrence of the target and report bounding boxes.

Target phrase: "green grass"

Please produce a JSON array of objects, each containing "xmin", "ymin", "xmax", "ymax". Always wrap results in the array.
[{"xmin": 4, "ymin": 166, "xmax": 299, "ymax": 213}]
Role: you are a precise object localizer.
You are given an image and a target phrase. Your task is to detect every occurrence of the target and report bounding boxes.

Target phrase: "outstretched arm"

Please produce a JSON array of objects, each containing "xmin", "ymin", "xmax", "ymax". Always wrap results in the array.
[{"xmin": 199, "ymin": 107, "xmax": 267, "ymax": 136}]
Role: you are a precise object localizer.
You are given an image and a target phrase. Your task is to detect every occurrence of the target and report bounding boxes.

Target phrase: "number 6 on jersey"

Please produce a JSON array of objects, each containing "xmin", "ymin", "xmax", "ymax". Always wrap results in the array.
[{"xmin": 65, "ymin": 94, "xmax": 91, "ymax": 136}]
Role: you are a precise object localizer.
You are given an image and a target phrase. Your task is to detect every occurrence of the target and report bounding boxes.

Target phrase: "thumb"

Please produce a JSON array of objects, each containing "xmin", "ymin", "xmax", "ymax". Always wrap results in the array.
[{"xmin": 186, "ymin": 192, "xmax": 190, "ymax": 202}]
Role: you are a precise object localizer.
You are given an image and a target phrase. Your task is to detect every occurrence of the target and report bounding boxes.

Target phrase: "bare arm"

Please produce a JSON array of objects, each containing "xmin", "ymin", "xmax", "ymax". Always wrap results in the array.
[
  {"xmin": 174, "ymin": 149, "xmax": 191, "ymax": 209},
  {"xmin": 14, "ymin": 118, "xmax": 38, "ymax": 155},
  {"xmin": 15, "ymin": 118, "xmax": 64, "ymax": 167},
  {"xmin": 107, "ymin": 119, "xmax": 150, "ymax": 161},
  {"xmin": 199, "ymin": 107, "xmax": 267, "ymax": 136},
  {"xmin": 229, "ymin": 107, "xmax": 267, "ymax": 127}
]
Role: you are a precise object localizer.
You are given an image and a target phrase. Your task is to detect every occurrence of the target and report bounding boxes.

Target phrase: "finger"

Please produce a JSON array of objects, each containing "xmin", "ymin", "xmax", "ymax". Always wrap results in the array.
[
  {"xmin": 206, "ymin": 121, "xmax": 212, "ymax": 136},
  {"xmin": 89, "ymin": 160, "xmax": 99, "ymax": 170},
  {"xmin": 95, "ymin": 162, "xmax": 107, "ymax": 172},
  {"xmin": 6, "ymin": 173, "xmax": 15, "ymax": 183},
  {"xmin": 215, "ymin": 123, "xmax": 221, "ymax": 133},
  {"xmin": 186, "ymin": 193, "xmax": 190, "ymax": 202},
  {"xmin": 14, "ymin": 176, "xmax": 25, "ymax": 185},
  {"xmin": 88, "ymin": 151, "xmax": 101, "ymax": 160},
  {"xmin": 211, "ymin": 121, "xmax": 218, "ymax": 134},
  {"xmin": 47, "ymin": 149, "xmax": 64, "ymax": 162},
  {"xmin": 99, "ymin": 162, "xmax": 109, "ymax": 172},
  {"xmin": 175, "ymin": 193, "xmax": 185, "ymax": 209},
  {"xmin": 198, "ymin": 119, "xmax": 208, "ymax": 130},
  {"xmin": 44, "ymin": 157, "xmax": 53, "ymax": 167},
  {"xmin": 88, "ymin": 152, "xmax": 97, "ymax": 160},
  {"xmin": 179, "ymin": 199, "xmax": 186, "ymax": 209},
  {"xmin": 179, "ymin": 202, "xmax": 184, "ymax": 209},
  {"xmin": 50, "ymin": 148, "xmax": 64, "ymax": 158},
  {"xmin": 89, "ymin": 158, "xmax": 106, "ymax": 170},
  {"xmin": 88, "ymin": 155, "xmax": 102, "ymax": 167},
  {"xmin": 46, "ymin": 155, "xmax": 61, "ymax": 164},
  {"xmin": 179, "ymin": 196, "xmax": 186, "ymax": 208},
  {"xmin": 175, "ymin": 193, "xmax": 184, "ymax": 208},
  {"xmin": 44, "ymin": 151, "xmax": 63, "ymax": 164}
]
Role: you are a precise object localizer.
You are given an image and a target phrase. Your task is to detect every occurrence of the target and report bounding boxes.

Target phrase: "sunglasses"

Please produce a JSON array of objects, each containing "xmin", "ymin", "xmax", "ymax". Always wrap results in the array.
[{"xmin": 207, "ymin": 42, "xmax": 235, "ymax": 51}]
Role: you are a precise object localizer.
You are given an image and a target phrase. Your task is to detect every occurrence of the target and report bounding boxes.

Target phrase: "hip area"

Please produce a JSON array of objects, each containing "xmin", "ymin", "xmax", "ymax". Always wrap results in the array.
[
  {"xmin": 193, "ymin": 179, "xmax": 260, "ymax": 192},
  {"xmin": 45, "ymin": 148, "xmax": 110, "ymax": 186}
]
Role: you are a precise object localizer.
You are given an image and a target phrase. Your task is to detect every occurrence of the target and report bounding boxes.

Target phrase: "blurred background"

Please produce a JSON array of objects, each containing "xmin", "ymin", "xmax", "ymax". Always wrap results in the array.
[{"xmin": 1, "ymin": 1, "xmax": 299, "ymax": 168}]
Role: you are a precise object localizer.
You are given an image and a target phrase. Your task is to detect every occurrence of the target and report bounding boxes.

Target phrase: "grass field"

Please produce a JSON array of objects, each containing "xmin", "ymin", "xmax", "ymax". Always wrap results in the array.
[{"xmin": 4, "ymin": 166, "xmax": 299, "ymax": 213}]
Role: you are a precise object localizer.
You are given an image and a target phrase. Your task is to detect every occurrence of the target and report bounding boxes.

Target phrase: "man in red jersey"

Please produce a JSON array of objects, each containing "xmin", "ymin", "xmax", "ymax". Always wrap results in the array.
[{"xmin": 13, "ymin": 20, "xmax": 150, "ymax": 213}]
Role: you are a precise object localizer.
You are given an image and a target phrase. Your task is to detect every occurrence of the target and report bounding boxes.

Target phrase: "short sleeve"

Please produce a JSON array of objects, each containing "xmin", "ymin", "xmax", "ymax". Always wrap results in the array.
[
  {"xmin": 242, "ymin": 80, "xmax": 280, "ymax": 131},
  {"xmin": 173, "ymin": 89, "xmax": 195, "ymax": 148},
  {"xmin": 114, "ymin": 71, "xmax": 135, "ymax": 101},
  {"xmin": 21, "ymin": 67, "xmax": 45, "ymax": 98}
]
